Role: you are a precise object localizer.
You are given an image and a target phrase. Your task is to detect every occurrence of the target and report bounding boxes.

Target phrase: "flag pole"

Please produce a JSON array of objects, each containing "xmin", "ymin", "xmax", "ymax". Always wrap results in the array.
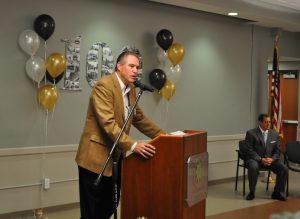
[
  {"xmin": 269, "ymin": 35, "xmax": 279, "ymax": 184},
  {"xmin": 272, "ymin": 35, "xmax": 279, "ymax": 129},
  {"xmin": 263, "ymin": 34, "xmax": 280, "ymax": 184}
]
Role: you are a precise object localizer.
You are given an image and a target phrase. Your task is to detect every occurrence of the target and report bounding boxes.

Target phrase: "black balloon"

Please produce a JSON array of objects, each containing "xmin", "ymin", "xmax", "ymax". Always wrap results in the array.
[
  {"xmin": 34, "ymin": 14, "xmax": 55, "ymax": 41},
  {"xmin": 156, "ymin": 29, "xmax": 173, "ymax": 51},
  {"xmin": 46, "ymin": 70, "xmax": 64, "ymax": 84},
  {"xmin": 149, "ymin": 69, "xmax": 166, "ymax": 90}
]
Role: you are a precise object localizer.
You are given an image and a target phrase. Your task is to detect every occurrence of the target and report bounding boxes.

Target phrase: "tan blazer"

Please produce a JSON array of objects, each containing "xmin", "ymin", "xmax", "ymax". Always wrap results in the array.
[{"xmin": 76, "ymin": 73, "xmax": 164, "ymax": 176}]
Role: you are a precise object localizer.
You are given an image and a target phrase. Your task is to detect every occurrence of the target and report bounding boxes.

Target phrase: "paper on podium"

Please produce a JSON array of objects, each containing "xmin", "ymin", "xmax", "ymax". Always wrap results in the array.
[{"xmin": 170, "ymin": 130, "xmax": 187, "ymax": 136}]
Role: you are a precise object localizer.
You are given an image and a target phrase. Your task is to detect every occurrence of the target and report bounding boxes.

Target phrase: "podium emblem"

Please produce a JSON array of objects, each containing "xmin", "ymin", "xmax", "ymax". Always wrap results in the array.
[{"xmin": 185, "ymin": 152, "xmax": 208, "ymax": 207}]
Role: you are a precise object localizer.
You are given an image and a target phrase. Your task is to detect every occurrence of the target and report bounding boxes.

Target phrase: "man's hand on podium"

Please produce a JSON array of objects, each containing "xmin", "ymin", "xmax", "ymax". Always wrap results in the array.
[{"xmin": 134, "ymin": 142, "xmax": 156, "ymax": 159}]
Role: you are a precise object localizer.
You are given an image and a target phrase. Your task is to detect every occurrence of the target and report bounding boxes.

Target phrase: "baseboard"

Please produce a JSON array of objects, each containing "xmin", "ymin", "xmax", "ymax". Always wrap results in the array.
[
  {"xmin": 208, "ymin": 172, "xmax": 267, "ymax": 186},
  {"xmin": 208, "ymin": 177, "xmax": 236, "ymax": 185},
  {"xmin": 0, "ymin": 203, "xmax": 80, "ymax": 219}
]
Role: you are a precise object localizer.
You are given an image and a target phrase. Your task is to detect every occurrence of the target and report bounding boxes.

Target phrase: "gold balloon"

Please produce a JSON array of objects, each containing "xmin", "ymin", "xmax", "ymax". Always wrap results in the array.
[
  {"xmin": 167, "ymin": 43, "xmax": 185, "ymax": 66},
  {"xmin": 46, "ymin": 53, "xmax": 66, "ymax": 78},
  {"xmin": 37, "ymin": 84, "xmax": 58, "ymax": 111},
  {"xmin": 159, "ymin": 79, "xmax": 176, "ymax": 101}
]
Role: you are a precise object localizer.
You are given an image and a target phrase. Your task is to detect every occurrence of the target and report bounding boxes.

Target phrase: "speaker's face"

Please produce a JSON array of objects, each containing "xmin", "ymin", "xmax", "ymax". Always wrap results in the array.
[{"xmin": 117, "ymin": 54, "xmax": 140, "ymax": 86}]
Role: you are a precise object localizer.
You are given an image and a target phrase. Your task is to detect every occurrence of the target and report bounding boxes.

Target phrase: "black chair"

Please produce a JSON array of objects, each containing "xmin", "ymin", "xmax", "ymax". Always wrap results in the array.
[
  {"xmin": 284, "ymin": 141, "xmax": 300, "ymax": 197},
  {"xmin": 235, "ymin": 140, "xmax": 271, "ymax": 196}
]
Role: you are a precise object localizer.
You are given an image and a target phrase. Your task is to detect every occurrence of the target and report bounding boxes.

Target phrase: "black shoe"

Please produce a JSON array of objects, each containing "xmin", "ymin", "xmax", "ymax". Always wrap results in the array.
[
  {"xmin": 271, "ymin": 192, "xmax": 287, "ymax": 201},
  {"xmin": 246, "ymin": 192, "xmax": 255, "ymax": 200}
]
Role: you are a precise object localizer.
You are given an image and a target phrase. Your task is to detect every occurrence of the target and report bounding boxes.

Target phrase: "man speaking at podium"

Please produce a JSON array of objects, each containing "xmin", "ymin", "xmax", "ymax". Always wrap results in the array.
[{"xmin": 76, "ymin": 51, "xmax": 165, "ymax": 219}]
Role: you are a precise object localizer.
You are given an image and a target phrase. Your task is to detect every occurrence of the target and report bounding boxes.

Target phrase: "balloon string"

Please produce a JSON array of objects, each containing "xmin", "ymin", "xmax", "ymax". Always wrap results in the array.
[
  {"xmin": 35, "ymin": 87, "xmax": 39, "ymax": 113},
  {"xmin": 44, "ymin": 41, "xmax": 47, "ymax": 84},
  {"xmin": 166, "ymin": 100, "xmax": 169, "ymax": 126},
  {"xmin": 50, "ymin": 86, "xmax": 57, "ymax": 120},
  {"xmin": 51, "ymin": 104, "xmax": 56, "ymax": 121},
  {"xmin": 37, "ymin": 89, "xmax": 41, "ymax": 107},
  {"xmin": 44, "ymin": 110, "xmax": 48, "ymax": 145},
  {"xmin": 44, "ymin": 41, "xmax": 47, "ymax": 60},
  {"xmin": 40, "ymin": 149, "xmax": 46, "ymax": 211},
  {"xmin": 160, "ymin": 98, "xmax": 169, "ymax": 130}
]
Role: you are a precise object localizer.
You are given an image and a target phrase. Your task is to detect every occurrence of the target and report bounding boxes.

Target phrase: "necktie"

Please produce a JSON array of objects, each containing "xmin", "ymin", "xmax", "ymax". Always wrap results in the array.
[{"xmin": 263, "ymin": 132, "xmax": 267, "ymax": 144}]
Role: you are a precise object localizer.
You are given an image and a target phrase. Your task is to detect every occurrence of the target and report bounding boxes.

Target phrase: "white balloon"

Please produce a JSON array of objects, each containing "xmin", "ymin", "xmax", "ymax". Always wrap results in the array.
[
  {"xmin": 157, "ymin": 48, "xmax": 173, "ymax": 70},
  {"xmin": 25, "ymin": 56, "xmax": 46, "ymax": 83},
  {"xmin": 19, "ymin": 30, "xmax": 40, "ymax": 56},
  {"xmin": 157, "ymin": 48, "xmax": 168, "ymax": 63},
  {"xmin": 169, "ymin": 65, "xmax": 182, "ymax": 83},
  {"xmin": 163, "ymin": 64, "xmax": 182, "ymax": 84}
]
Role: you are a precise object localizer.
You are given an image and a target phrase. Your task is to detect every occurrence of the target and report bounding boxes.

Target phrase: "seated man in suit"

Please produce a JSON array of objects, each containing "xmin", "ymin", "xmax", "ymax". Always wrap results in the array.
[{"xmin": 244, "ymin": 113, "xmax": 288, "ymax": 201}]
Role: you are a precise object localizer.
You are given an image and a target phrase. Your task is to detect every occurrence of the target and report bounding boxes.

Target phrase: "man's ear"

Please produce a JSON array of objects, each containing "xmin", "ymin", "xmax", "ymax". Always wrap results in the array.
[{"xmin": 116, "ymin": 62, "xmax": 122, "ymax": 71}]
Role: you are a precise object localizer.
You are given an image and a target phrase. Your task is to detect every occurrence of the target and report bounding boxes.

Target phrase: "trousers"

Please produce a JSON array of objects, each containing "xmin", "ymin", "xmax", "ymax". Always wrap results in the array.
[
  {"xmin": 247, "ymin": 159, "xmax": 287, "ymax": 193},
  {"xmin": 78, "ymin": 166, "xmax": 121, "ymax": 219}
]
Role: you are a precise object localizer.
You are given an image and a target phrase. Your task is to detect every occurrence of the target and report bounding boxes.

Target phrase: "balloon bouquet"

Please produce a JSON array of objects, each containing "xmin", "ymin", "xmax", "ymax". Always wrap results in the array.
[
  {"xmin": 19, "ymin": 14, "xmax": 65, "ymax": 112},
  {"xmin": 149, "ymin": 29, "xmax": 185, "ymax": 101}
]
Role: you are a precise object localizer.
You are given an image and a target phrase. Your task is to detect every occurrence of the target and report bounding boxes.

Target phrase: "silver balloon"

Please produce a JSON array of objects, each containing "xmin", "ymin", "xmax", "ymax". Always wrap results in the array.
[
  {"xmin": 19, "ymin": 30, "xmax": 40, "ymax": 56},
  {"xmin": 162, "ymin": 64, "xmax": 182, "ymax": 84},
  {"xmin": 25, "ymin": 56, "xmax": 46, "ymax": 83},
  {"xmin": 169, "ymin": 64, "xmax": 182, "ymax": 83},
  {"xmin": 157, "ymin": 48, "xmax": 168, "ymax": 63},
  {"xmin": 157, "ymin": 47, "xmax": 172, "ymax": 70}
]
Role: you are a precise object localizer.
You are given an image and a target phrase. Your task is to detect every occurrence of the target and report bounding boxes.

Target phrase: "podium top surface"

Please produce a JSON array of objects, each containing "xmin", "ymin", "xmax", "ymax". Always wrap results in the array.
[{"xmin": 149, "ymin": 130, "xmax": 207, "ymax": 143}]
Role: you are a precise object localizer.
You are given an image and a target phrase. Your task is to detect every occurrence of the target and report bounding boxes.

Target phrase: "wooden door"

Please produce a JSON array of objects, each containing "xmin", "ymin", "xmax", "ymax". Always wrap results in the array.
[{"xmin": 268, "ymin": 70, "xmax": 299, "ymax": 151}]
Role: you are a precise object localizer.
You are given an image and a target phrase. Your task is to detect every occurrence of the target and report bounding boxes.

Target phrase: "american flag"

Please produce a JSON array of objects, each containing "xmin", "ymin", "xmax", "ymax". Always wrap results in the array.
[{"xmin": 271, "ymin": 37, "xmax": 283, "ymax": 137}]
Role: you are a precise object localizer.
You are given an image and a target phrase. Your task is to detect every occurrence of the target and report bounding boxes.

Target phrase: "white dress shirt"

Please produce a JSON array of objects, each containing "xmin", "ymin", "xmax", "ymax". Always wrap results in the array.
[{"xmin": 116, "ymin": 73, "xmax": 137, "ymax": 152}]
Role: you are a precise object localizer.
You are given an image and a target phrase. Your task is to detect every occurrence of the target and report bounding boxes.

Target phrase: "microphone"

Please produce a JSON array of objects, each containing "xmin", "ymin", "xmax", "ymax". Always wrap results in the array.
[{"xmin": 133, "ymin": 80, "xmax": 154, "ymax": 92}]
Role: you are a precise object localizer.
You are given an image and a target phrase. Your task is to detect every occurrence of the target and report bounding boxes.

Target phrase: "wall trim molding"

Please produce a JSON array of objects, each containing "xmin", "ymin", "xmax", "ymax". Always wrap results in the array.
[
  {"xmin": 0, "ymin": 144, "xmax": 78, "ymax": 157},
  {"xmin": 0, "ymin": 133, "xmax": 245, "ymax": 156},
  {"xmin": 207, "ymin": 134, "xmax": 244, "ymax": 142}
]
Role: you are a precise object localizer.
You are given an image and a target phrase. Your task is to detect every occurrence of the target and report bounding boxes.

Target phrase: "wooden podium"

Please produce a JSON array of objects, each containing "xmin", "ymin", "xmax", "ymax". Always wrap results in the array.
[{"xmin": 121, "ymin": 130, "xmax": 207, "ymax": 219}]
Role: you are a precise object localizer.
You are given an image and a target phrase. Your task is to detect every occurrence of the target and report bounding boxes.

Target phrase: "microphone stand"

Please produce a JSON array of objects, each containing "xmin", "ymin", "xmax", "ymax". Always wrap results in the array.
[{"xmin": 94, "ymin": 87, "xmax": 145, "ymax": 219}]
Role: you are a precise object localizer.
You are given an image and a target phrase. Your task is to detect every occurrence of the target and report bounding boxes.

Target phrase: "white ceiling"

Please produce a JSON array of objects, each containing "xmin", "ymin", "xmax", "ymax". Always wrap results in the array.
[{"xmin": 148, "ymin": 0, "xmax": 300, "ymax": 32}]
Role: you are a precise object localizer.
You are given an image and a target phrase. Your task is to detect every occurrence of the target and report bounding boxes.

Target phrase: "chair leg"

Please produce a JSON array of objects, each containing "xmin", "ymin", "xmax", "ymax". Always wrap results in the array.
[
  {"xmin": 243, "ymin": 166, "xmax": 246, "ymax": 196},
  {"xmin": 286, "ymin": 171, "xmax": 289, "ymax": 197},
  {"xmin": 235, "ymin": 159, "xmax": 239, "ymax": 191},
  {"xmin": 266, "ymin": 170, "xmax": 270, "ymax": 191}
]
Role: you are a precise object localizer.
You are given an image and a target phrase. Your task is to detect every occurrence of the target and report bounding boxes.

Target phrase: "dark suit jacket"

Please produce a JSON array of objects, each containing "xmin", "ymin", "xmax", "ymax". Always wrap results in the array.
[
  {"xmin": 76, "ymin": 73, "xmax": 164, "ymax": 176},
  {"xmin": 244, "ymin": 127, "xmax": 281, "ymax": 162}
]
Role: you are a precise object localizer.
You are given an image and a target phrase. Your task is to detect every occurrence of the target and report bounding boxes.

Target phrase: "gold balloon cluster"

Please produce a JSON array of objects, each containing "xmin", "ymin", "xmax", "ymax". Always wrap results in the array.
[
  {"xmin": 159, "ymin": 79, "xmax": 176, "ymax": 101},
  {"xmin": 46, "ymin": 53, "xmax": 66, "ymax": 79},
  {"xmin": 37, "ymin": 53, "xmax": 65, "ymax": 111},
  {"xmin": 167, "ymin": 43, "xmax": 185, "ymax": 67},
  {"xmin": 155, "ymin": 29, "xmax": 185, "ymax": 101},
  {"xmin": 37, "ymin": 84, "xmax": 58, "ymax": 111}
]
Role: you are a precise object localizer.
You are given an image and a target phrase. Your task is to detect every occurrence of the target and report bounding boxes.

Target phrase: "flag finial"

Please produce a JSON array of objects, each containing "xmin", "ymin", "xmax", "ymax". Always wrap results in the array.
[{"xmin": 274, "ymin": 35, "xmax": 279, "ymax": 46}]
